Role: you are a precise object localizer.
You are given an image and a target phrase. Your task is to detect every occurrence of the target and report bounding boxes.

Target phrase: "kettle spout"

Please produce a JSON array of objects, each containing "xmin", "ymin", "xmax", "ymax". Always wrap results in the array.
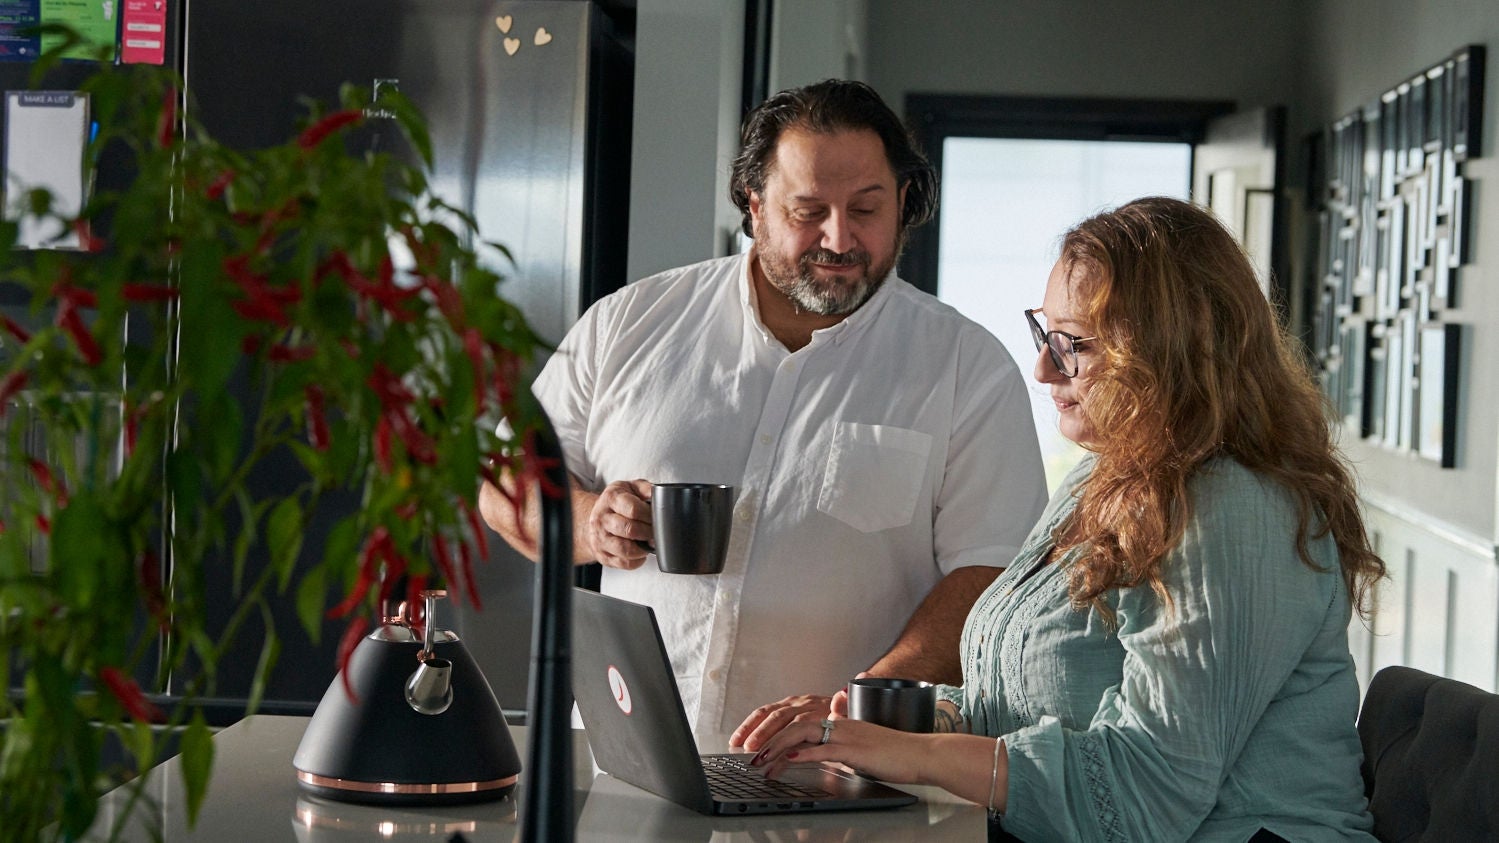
[{"xmin": 405, "ymin": 658, "xmax": 454, "ymax": 715}]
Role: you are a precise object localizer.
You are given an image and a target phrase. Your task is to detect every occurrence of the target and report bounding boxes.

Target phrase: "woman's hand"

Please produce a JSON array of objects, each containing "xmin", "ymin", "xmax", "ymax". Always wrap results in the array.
[
  {"xmin": 729, "ymin": 692, "xmax": 848, "ymax": 751},
  {"xmin": 747, "ymin": 712, "xmax": 928, "ymax": 785}
]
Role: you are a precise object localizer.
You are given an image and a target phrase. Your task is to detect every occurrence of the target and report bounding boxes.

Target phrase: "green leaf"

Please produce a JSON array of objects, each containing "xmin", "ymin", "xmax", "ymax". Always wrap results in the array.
[
  {"xmin": 295, "ymin": 566, "xmax": 327, "ymax": 644},
  {"xmin": 246, "ymin": 609, "xmax": 280, "ymax": 716},
  {"xmin": 267, "ymin": 496, "xmax": 304, "ymax": 592},
  {"xmin": 180, "ymin": 711, "xmax": 215, "ymax": 827},
  {"xmin": 177, "ymin": 239, "xmax": 238, "ymax": 398},
  {"xmin": 50, "ymin": 492, "xmax": 112, "ymax": 610}
]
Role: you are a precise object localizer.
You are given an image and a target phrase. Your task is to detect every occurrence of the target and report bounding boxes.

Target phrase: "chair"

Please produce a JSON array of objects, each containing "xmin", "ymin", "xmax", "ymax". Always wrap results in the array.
[{"xmin": 1356, "ymin": 665, "xmax": 1499, "ymax": 841}]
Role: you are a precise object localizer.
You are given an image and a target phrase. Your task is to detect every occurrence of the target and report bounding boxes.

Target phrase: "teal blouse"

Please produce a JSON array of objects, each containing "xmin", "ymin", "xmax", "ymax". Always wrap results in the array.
[{"xmin": 940, "ymin": 457, "xmax": 1376, "ymax": 841}]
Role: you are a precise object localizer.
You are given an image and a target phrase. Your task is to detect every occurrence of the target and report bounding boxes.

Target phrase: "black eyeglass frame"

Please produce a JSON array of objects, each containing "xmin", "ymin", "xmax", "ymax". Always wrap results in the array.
[{"xmin": 1024, "ymin": 308, "xmax": 1095, "ymax": 378}]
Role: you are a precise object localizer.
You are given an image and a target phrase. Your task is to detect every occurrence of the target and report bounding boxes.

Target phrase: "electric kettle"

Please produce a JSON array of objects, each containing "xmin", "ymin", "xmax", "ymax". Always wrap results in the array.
[{"xmin": 292, "ymin": 589, "xmax": 521, "ymax": 805}]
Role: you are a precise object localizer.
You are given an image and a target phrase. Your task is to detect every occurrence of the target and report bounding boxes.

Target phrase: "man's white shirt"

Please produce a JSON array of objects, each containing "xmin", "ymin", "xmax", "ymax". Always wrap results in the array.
[{"xmin": 532, "ymin": 252, "xmax": 1047, "ymax": 734}]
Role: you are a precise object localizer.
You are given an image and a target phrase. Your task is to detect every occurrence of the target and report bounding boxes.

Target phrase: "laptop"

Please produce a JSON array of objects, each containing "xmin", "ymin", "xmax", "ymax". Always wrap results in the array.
[{"xmin": 571, "ymin": 588, "xmax": 918, "ymax": 816}]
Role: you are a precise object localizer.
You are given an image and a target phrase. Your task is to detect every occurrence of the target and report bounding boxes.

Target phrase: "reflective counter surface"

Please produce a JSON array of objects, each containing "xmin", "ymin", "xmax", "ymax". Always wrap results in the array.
[{"xmin": 85, "ymin": 715, "xmax": 987, "ymax": 841}]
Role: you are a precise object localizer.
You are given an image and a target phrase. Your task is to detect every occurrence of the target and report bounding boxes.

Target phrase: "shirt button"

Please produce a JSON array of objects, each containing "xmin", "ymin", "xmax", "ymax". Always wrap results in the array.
[
  {"xmin": 759, "ymin": 433, "xmax": 772, "ymax": 445},
  {"xmin": 709, "ymin": 669, "xmax": 722, "ymax": 681}
]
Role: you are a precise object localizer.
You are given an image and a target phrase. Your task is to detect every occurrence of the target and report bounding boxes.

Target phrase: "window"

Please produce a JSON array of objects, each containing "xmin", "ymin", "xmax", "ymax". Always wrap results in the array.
[{"xmin": 903, "ymin": 95, "xmax": 1233, "ymax": 490}]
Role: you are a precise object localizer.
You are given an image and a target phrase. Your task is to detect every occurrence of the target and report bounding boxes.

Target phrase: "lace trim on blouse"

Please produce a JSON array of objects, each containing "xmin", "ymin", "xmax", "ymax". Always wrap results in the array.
[{"xmin": 1077, "ymin": 730, "xmax": 1128, "ymax": 843}]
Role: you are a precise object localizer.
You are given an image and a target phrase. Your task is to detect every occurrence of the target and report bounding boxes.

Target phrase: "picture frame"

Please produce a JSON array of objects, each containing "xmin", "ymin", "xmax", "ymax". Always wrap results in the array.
[
  {"xmin": 1308, "ymin": 45, "xmax": 1483, "ymax": 466},
  {"xmin": 1416, "ymin": 322, "xmax": 1461, "ymax": 467}
]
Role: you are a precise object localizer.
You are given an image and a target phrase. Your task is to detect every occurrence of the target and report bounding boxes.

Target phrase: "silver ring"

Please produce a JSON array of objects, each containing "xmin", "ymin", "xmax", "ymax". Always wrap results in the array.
[{"xmin": 818, "ymin": 718, "xmax": 834, "ymax": 745}]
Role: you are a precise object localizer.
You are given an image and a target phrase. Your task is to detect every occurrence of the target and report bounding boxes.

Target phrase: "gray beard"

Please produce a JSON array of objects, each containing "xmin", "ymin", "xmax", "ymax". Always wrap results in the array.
[{"xmin": 757, "ymin": 245, "xmax": 898, "ymax": 316}]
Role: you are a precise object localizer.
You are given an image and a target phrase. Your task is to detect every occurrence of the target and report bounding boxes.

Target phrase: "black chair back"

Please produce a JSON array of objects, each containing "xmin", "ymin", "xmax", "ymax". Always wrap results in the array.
[{"xmin": 1357, "ymin": 665, "xmax": 1499, "ymax": 841}]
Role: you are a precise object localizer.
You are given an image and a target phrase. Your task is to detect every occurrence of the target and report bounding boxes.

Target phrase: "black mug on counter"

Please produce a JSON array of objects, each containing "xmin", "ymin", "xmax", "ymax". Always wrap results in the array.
[
  {"xmin": 649, "ymin": 482, "xmax": 735, "ymax": 575},
  {"xmin": 847, "ymin": 677, "xmax": 936, "ymax": 732}
]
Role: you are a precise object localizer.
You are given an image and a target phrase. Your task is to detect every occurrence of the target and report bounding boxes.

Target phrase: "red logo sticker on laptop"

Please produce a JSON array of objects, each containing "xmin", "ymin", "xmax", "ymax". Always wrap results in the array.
[{"xmin": 607, "ymin": 665, "xmax": 632, "ymax": 715}]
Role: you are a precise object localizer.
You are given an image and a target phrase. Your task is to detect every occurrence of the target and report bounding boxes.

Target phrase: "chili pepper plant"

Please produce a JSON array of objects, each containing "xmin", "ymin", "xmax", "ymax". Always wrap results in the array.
[{"xmin": 0, "ymin": 40, "xmax": 552, "ymax": 840}]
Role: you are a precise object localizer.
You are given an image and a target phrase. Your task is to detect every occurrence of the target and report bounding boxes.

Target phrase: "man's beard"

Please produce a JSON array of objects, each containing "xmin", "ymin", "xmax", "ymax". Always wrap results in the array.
[{"xmin": 755, "ymin": 227, "xmax": 901, "ymax": 316}]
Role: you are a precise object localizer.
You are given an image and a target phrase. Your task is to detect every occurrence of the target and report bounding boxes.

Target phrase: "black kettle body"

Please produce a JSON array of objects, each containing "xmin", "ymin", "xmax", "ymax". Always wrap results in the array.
[{"xmin": 293, "ymin": 591, "xmax": 521, "ymax": 805}]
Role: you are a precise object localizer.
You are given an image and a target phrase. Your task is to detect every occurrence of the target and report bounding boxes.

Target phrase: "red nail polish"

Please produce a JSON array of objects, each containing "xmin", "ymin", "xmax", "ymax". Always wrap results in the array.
[{"xmin": 786, "ymin": 751, "xmax": 799, "ymax": 760}]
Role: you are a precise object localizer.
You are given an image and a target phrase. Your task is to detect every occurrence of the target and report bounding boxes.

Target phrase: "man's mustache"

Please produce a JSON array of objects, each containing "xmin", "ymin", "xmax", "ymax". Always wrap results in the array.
[{"xmin": 800, "ymin": 249, "xmax": 869, "ymax": 267}]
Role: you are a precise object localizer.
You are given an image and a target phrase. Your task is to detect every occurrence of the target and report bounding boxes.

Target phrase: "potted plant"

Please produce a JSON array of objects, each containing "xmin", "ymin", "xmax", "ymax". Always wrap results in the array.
[{"xmin": 0, "ymin": 31, "xmax": 551, "ymax": 839}]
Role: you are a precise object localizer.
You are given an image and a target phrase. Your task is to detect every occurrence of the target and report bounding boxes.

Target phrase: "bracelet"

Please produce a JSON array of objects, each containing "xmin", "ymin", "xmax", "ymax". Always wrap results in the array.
[{"xmin": 987, "ymin": 736, "xmax": 1003, "ymax": 815}]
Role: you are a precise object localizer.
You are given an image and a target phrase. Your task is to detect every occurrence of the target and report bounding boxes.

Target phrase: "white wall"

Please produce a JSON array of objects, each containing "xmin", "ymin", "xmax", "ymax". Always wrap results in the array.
[
  {"xmin": 769, "ymin": 0, "xmax": 868, "ymax": 91},
  {"xmin": 626, "ymin": 0, "xmax": 746, "ymax": 281}
]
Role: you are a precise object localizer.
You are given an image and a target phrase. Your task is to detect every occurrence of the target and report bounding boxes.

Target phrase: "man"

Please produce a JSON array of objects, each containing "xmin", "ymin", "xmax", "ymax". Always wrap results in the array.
[{"xmin": 480, "ymin": 80, "xmax": 1046, "ymax": 736}]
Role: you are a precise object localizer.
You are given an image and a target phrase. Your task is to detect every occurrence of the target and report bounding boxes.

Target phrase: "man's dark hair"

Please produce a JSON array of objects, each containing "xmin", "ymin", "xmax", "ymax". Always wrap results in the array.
[{"xmin": 729, "ymin": 79, "xmax": 938, "ymax": 238}]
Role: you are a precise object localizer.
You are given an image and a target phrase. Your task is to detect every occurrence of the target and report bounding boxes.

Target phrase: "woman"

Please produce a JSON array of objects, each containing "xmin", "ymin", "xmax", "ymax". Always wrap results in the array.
[{"xmin": 741, "ymin": 197, "xmax": 1383, "ymax": 841}]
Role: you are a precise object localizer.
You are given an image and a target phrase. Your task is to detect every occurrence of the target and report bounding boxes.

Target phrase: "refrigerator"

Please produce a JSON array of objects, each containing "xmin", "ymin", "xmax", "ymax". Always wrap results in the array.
[{"xmin": 2, "ymin": 0, "xmax": 634, "ymax": 720}]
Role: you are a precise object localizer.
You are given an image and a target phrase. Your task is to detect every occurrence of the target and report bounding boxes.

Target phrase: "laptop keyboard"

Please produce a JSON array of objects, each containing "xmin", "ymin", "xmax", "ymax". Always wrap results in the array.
[{"xmin": 701, "ymin": 754, "xmax": 831, "ymax": 801}]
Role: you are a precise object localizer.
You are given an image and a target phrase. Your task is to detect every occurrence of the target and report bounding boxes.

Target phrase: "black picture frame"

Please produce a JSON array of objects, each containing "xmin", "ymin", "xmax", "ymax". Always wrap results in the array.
[{"xmin": 1416, "ymin": 322, "xmax": 1461, "ymax": 467}]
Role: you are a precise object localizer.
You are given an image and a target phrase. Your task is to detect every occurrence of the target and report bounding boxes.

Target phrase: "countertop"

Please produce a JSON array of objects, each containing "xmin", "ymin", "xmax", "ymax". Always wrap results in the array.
[{"xmin": 84, "ymin": 715, "xmax": 987, "ymax": 841}]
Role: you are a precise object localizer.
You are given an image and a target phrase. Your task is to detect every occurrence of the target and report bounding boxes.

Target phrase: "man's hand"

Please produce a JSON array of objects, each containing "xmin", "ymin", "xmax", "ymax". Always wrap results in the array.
[
  {"xmin": 729, "ymin": 691, "xmax": 850, "ymax": 752},
  {"xmin": 585, "ymin": 479, "xmax": 654, "ymax": 569}
]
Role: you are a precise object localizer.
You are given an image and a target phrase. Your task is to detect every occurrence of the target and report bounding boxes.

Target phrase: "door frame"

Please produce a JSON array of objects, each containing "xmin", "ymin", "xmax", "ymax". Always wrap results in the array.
[{"xmin": 900, "ymin": 94, "xmax": 1235, "ymax": 295}]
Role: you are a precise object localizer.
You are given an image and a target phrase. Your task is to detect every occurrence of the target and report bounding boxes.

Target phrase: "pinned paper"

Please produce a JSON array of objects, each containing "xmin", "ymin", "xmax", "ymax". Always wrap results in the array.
[
  {"xmin": 120, "ymin": 0, "xmax": 166, "ymax": 65},
  {"xmin": 0, "ymin": 2, "xmax": 42, "ymax": 62},
  {"xmin": 4, "ymin": 90, "xmax": 89, "ymax": 249}
]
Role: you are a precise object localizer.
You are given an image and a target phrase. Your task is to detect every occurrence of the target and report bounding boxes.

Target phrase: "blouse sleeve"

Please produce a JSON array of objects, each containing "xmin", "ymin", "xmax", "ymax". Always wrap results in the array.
[{"xmin": 997, "ymin": 463, "xmax": 1343, "ymax": 842}]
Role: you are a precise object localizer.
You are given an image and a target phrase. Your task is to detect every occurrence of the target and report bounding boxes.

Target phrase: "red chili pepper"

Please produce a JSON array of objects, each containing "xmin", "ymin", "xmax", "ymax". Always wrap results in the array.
[
  {"xmin": 495, "ymin": 474, "xmax": 533, "ymax": 548},
  {"xmin": 26, "ymin": 458, "xmax": 67, "ymax": 505},
  {"xmin": 335, "ymin": 616, "xmax": 369, "ymax": 703},
  {"xmin": 460, "ymin": 499, "xmax": 490, "ymax": 562},
  {"xmin": 330, "ymin": 252, "xmax": 419, "ymax": 321},
  {"xmin": 463, "ymin": 328, "xmax": 486, "ymax": 416},
  {"xmin": 0, "ymin": 371, "xmax": 27, "ymax": 412},
  {"xmin": 205, "ymin": 168, "xmax": 235, "ymax": 201},
  {"xmin": 373, "ymin": 416, "xmax": 393, "ymax": 473},
  {"xmin": 375, "ymin": 543, "xmax": 407, "ymax": 610},
  {"xmin": 327, "ymin": 527, "xmax": 388, "ymax": 619},
  {"xmin": 425, "ymin": 276, "xmax": 465, "ymax": 329},
  {"xmin": 54, "ymin": 283, "xmax": 97, "ymax": 309},
  {"xmin": 124, "ymin": 409, "xmax": 137, "ymax": 458},
  {"xmin": 56, "ymin": 302, "xmax": 103, "ymax": 366},
  {"xmin": 155, "ymin": 88, "xmax": 178, "ymax": 149},
  {"xmin": 432, "ymin": 533, "xmax": 460, "ymax": 604},
  {"xmin": 71, "ymin": 219, "xmax": 105, "ymax": 253},
  {"xmin": 304, "ymin": 385, "xmax": 330, "ymax": 451},
  {"xmin": 222, "ymin": 254, "xmax": 301, "ymax": 327},
  {"xmin": 456, "ymin": 538, "xmax": 482, "ymax": 611},
  {"xmin": 367, "ymin": 363, "xmax": 417, "ymax": 407},
  {"xmin": 121, "ymin": 283, "xmax": 179, "ymax": 302},
  {"xmin": 297, "ymin": 109, "xmax": 365, "ymax": 150},
  {"xmin": 2, "ymin": 314, "xmax": 31, "ymax": 343},
  {"xmin": 268, "ymin": 343, "xmax": 315, "ymax": 363},
  {"xmin": 100, "ymin": 666, "xmax": 165, "ymax": 723},
  {"xmin": 386, "ymin": 408, "xmax": 437, "ymax": 465},
  {"xmin": 34, "ymin": 514, "xmax": 50, "ymax": 534},
  {"xmin": 138, "ymin": 549, "xmax": 168, "ymax": 630}
]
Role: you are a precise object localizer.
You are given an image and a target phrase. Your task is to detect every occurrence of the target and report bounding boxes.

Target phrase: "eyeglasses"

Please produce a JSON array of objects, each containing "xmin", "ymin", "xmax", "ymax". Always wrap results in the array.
[{"xmin": 1024, "ymin": 308, "xmax": 1095, "ymax": 378}]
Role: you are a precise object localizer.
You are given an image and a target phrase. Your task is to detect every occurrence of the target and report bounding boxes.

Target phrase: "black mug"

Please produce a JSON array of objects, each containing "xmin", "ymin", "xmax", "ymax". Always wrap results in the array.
[
  {"xmin": 847, "ymin": 677, "xmax": 936, "ymax": 732},
  {"xmin": 650, "ymin": 483, "xmax": 735, "ymax": 575}
]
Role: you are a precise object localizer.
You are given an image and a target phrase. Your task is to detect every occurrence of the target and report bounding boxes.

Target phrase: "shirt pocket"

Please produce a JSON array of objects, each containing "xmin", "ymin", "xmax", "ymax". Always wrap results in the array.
[{"xmin": 817, "ymin": 422, "xmax": 933, "ymax": 533}]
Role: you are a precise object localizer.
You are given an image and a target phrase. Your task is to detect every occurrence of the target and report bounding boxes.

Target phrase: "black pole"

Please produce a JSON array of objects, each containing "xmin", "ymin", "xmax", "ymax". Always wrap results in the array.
[{"xmin": 519, "ymin": 408, "xmax": 574, "ymax": 843}]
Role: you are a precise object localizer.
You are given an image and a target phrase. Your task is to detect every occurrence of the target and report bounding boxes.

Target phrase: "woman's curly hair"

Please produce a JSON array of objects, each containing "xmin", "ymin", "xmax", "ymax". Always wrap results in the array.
[{"xmin": 1054, "ymin": 197, "xmax": 1384, "ymax": 621}]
